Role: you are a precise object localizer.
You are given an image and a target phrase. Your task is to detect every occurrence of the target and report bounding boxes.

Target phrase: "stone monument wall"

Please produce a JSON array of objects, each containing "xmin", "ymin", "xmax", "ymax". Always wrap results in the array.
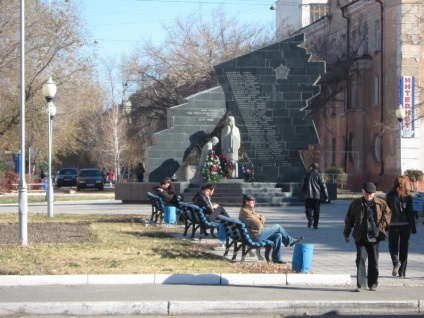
[
  {"xmin": 214, "ymin": 34, "xmax": 325, "ymax": 182},
  {"xmin": 147, "ymin": 87, "xmax": 226, "ymax": 182}
]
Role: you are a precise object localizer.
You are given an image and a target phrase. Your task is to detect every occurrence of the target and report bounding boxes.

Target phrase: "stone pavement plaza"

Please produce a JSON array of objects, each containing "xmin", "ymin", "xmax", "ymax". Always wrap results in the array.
[
  {"xmin": 202, "ymin": 199, "xmax": 424, "ymax": 287},
  {"xmin": 0, "ymin": 198, "xmax": 424, "ymax": 316}
]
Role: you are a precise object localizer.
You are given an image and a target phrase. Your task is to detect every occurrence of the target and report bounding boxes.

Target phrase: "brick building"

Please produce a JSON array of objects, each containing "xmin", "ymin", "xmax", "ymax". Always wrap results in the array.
[{"xmin": 275, "ymin": 0, "xmax": 423, "ymax": 191}]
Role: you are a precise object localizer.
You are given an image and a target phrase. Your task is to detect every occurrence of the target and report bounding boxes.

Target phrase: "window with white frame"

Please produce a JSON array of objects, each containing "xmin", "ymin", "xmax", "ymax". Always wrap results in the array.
[
  {"xmin": 375, "ymin": 20, "xmax": 381, "ymax": 51},
  {"xmin": 310, "ymin": 4, "xmax": 327, "ymax": 23}
]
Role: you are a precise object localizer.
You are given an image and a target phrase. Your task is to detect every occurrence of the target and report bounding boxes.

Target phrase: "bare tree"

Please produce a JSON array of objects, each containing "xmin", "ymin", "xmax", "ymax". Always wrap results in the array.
[
  {"xmin": 122, "ymin": 8, "xmax": 275, "ymax": 162},
  {"xmin": 0, "ymin": 0, "xmax": 99, "ymax": 173}
]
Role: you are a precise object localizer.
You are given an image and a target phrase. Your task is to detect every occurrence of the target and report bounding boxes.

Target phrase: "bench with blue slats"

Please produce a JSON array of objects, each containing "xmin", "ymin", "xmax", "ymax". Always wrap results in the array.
[
  {"xmin": 218, "ymin": 215, "xmax": 273, "ymax": 263},
  {"xmin": 179, "ymin": 202, "xmax": 219, "ymax": 239}
]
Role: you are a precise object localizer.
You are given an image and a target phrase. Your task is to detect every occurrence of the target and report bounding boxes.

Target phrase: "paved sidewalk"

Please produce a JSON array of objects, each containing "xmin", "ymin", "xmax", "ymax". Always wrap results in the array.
[
  {"xmin": 0, "ymin": 199, "xmax": 423, "ymax": 316},
  {"xmin": 211, "ymin": 200, "xmax": 424, "ymax": 287}
]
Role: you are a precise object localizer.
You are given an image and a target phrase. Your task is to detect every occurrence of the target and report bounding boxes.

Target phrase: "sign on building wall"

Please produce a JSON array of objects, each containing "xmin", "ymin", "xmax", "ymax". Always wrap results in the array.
[{"xmin": 399, "ymin": 76, "xmax": 415, "ymax": 138}]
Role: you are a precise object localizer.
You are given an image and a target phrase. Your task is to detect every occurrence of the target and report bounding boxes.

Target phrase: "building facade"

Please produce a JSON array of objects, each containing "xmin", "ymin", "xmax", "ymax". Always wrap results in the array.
[{"xmin": 276, "ymin": 0, "xmax": 423, "ymax": 191}]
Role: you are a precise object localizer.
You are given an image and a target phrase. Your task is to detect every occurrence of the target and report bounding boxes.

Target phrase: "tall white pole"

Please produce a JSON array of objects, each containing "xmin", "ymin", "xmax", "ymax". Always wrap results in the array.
[
  {"xmin": 19, "ymin": 0, "xmax": 28, "ymax": 246},
  {"xmin": 47, "ymin": 103, "xmax": 54, "ymax": 218}
]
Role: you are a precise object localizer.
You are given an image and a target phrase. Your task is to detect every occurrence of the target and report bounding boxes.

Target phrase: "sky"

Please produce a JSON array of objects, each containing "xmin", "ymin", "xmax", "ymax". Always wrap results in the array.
[{"xmin": 80, "ymin": 0, "xmax": 277, "ymax": 59}]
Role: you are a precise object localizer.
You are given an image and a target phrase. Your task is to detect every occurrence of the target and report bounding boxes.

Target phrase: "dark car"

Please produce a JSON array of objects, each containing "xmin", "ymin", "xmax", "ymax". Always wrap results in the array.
[
  {"xmin": 77, "ymin": 168, "xmax": 104, "ymax": 191},
  {"xmin": 55, "ymin": 168, "xmax": 78, "ymax": 187}
]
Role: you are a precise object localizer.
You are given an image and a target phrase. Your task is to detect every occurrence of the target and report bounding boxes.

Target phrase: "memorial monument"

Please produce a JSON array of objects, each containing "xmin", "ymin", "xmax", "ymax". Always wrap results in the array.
[{"xmin": 214, "ymin": 33, "xmax": 324, "ymax": 182}]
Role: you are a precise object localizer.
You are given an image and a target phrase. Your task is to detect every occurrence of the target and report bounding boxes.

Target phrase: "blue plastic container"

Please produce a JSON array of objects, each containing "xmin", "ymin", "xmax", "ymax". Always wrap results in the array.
[
  {"xmin": 164, "ymin": 206, "xmax": 177, "ymax": 224},
  {"xmin": 292, "ymin": 243, "xmax": 314, "ymax": 273},
  {"xmin": 218, "ymin": 223, "xmax": 226, "ymax": 242}
]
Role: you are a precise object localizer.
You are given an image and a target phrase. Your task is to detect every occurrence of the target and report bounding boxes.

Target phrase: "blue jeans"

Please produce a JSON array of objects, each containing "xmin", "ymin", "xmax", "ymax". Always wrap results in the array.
[{"xmin": 255, "ymin": 224, "xmax": 296, "ymax": 262}]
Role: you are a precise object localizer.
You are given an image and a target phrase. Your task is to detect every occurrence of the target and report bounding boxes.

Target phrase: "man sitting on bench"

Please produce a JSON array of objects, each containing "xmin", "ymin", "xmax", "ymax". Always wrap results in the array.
[
  {"xmin": 152, "ymin": 179, "xmax": 181, "ymax": 207},
  {"xmin": 194, "ymin": 184, "xmax": 229, "ymax": 221},
  {"xmin": 239, "ymin": 194, "xmax": 304, "ymax": 264}
]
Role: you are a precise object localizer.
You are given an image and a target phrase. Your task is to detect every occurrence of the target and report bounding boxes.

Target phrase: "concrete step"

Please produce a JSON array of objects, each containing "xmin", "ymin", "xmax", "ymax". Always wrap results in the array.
[{"xmin": 182, "ymin": 182, "xmax": 303, "ymax": 207}]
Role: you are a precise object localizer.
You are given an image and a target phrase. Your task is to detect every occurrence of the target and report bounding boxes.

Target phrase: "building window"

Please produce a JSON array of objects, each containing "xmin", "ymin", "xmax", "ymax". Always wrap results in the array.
[
  {"xmin": 350, "ymin": 76, "xmax": 356, "ymax": 109},
  {"xmin": 374, "ymin": 134, "xmax": 381, "ymax": 163},
  {"xmin": 349, "ymin": 133, "xmax": 355, "ymax": 163},
  {"xmin": 341, "ymin": 33, "xmax": 347, "ymax": 60},
  {"xmin": 352, "ymin": 30, "xmax": 358, "ymax": 53},
  {"xmin": 330, "ymin": 38, "xmax": 336, "ymax": 61},
  {"xmin": 341, "ymin": 88, "xmax": 347, "ymax": 113},
  {"xmin": 331, "ymin": 137, "xmax": 336, "ymax": 164},
  {"xmin": 375, "ymin": 20, "xmax": 381, "ymax": 51},
  {"xmin": 363, "ymin": 25, "xmax": 368, "ymax": 55},
  {"xmin": 374, "ymin": 76, "xmax": 380, "ymax": 106},
  {"xmin": 310, "ymin": 4, "xmax": 327, "ymax": 23}
]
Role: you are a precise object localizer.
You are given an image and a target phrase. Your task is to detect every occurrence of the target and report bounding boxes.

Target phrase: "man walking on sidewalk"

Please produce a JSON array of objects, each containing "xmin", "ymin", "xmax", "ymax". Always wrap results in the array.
[
  {"xmin": 302, "ymin": 163, "xmax": 328, "ymax": 229},
  {"xmin": 343, "ymin": 182, "xmax": 391, "ymax": 292}
]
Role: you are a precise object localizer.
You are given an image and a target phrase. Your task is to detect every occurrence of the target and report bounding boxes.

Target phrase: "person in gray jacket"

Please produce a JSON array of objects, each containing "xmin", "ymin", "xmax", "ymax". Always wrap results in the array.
[{"xmin": 302, "ymin": 163, "xmax": 328, "ymax": 229}]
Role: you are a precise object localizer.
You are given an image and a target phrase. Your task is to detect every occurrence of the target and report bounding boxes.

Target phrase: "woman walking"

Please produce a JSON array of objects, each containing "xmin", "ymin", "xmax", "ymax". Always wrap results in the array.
[{"xmin": 386, "ymin": 176, "xmax": 417, "ymax": 278}]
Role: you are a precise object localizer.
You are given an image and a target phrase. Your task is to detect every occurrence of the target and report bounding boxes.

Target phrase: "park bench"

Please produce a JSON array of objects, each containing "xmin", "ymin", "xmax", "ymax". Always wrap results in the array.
[
  {"xmin": 147, "ymin": 192, "xmax": 165, "ymax": 223},
  {"xmin": 412, "ymin": 192, "xmax": 424, "ymax": 218},
  {"xmin": 178, "ymin": 202, "xmax": 220, "ymax": 239},
  {"xmin": 218, "ymin": 215, "xmax": 273, "ymax": 263}
]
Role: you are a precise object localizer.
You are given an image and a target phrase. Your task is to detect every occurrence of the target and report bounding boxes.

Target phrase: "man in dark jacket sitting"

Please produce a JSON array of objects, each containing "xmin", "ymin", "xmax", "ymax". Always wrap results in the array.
[
  {"xmin": 194, "ymin": 184, "xmax": 229, "ymax": 222},
  {"xmin": 152, "ymin": 180, "xmax": 181, "ymax": 207},
  {"xmin": 302, "ymin": 163, "xmax": 328, "ymax": 229}
]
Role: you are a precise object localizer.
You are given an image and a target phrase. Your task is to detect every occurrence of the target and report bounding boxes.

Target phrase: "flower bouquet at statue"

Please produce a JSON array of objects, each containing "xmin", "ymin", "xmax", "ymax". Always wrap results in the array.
[
  {"xmin": 239, "ymin": 157, "xmax": 254, "ymax": 182},
  {"xmin": 202, "ymin": 150, "xmax": 222, "ymax": 182},
  {"xmin": 218, "ymin": 155, "xmax": 234, "ymax": 179}
]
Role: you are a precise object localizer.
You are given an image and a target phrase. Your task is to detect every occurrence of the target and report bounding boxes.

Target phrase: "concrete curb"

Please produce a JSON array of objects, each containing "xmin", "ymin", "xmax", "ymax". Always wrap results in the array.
[
  {"xmin": 0, "ymin": 274, "xmax": 351, "ymax": 286},
  {"xmin": 0, "ymin": 300, "xmax": 420, "ymax": 316}
]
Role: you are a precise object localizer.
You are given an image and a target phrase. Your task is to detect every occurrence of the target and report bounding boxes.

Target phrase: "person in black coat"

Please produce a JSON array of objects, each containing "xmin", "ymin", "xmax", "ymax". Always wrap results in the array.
[
  {"xmin": 302, "ymin": 163, "xmax": 328, "ymax": 229},
  {"xmin": 194, "ymin": 184, "xmax": 229, "ymax": 222},
  {"xmin": 386, "ymin": 176, "xmax": 417, "ymax": 278}
]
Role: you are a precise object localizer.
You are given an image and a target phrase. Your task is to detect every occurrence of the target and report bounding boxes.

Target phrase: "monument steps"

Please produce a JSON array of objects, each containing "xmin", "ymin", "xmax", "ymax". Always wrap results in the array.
[{"xmin": 182, "ymin": 182, "xmax": 303, "ymax": 207}]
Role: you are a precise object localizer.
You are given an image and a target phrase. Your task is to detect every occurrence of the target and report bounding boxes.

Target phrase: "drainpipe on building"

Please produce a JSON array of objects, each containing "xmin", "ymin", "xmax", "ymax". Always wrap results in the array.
[
  {"xmin": 373, "ymin": 0, "xmax": 384, "ymax": 178},
  {"xmin": 341, "ymin": 7, "xmax": 350, "ymax": 175}
]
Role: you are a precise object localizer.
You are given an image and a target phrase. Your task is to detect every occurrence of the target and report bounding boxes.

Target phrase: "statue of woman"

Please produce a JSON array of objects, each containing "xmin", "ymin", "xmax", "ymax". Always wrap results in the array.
[
  {"xmin": 195, "ymin": 137, "xmax": 219, "ymax": 181},
  {"xmin": 221, "ymin": 116, "xmax": 241, "ymax": 178}
]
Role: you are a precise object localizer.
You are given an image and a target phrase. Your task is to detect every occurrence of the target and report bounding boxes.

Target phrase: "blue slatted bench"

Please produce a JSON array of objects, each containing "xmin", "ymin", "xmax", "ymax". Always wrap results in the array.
[
  {"xmin": 218, "ymin": 215, "xmax": 273, "ymax": 263},
  {"xmin": 179, "ymin": 202, "xmax": 219, "ymax": 239},
  {"xmin": 147, "ymin": 192, "xmax": 165, "ymax": 223},
  {"xmin": 412, "ymin": 192, "xmax": 424, "ymax": 217}
]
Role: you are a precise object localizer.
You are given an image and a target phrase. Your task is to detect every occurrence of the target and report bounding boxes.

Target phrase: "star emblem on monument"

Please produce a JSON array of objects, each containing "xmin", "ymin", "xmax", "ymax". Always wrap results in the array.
[{"xmin": 273, "ymin": 63, "xmax": 290, "ymax": 80}]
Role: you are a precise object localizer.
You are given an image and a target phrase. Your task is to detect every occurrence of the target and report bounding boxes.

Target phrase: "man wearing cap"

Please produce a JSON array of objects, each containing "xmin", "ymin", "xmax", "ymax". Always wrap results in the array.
[
  {"xmin": 239, "ymin": 194, "xmax": 304, "ymax": 264},
  {"xmin": 343, "ymin": 182, "xmax": 391, "ymax": 292},
  {"xmin": 302, "ymin": 163, "xmax": 328, "ymax": 229}
]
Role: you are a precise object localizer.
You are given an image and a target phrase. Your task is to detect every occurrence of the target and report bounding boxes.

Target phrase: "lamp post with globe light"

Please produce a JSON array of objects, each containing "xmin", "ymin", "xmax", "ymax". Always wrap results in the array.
[{"xmin": 42, "ymin": 77, "xmax": 57, "ymax": 218}]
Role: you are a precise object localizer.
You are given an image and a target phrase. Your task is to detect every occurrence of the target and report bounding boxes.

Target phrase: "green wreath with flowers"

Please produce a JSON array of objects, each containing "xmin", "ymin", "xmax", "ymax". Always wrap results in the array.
[
  {"xmin": 239, "ymin": 156, "xmax": 254, "ymax": 182},
  {"xmin": 202, "ymin": 150, "xmax": 222, "ymax": 182},
  {"xmin": 218, "ymin": 155, "xmax": 234, "ymax": 179}
]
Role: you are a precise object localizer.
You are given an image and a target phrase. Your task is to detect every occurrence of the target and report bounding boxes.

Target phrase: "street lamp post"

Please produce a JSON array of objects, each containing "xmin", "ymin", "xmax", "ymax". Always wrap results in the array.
[
  {"xmin": 42, "ymin": 77, "xmax": 57, "ymax": 218},
  {"xmin": 395, "ymin": 104, "xmax": 405, "ymax": 174},
  {"xmin": 19, "ymin": 0, "xmax": 28, "ymax": 246}
]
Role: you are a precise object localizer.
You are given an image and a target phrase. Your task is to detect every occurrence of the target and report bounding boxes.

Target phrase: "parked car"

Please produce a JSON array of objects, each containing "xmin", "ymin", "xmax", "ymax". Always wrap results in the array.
[
  {"xmin": 77, "ymin": 168, "xmax": 104, "ymax": 191},
  {"xmin": 55, "ymin": 168, "xmax": 78, "ymax": 187}
]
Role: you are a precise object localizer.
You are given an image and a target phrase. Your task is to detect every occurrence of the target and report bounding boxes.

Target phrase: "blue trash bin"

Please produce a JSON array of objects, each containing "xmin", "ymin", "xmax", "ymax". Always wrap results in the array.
[
  {"xmin": 218, "ymin": 223, "xmax": 226, "ymax": 242},
  {"xmin": 292, "ymin": 243, "xmax": 314, "ymax": 273},
  {"xmin": 164, "ymin": 206, "xmax": 177, "ymax": 224}
]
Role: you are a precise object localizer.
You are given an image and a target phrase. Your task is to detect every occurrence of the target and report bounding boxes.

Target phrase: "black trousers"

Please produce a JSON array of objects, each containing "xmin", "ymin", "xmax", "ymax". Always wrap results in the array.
[
  {"xmin": 305, "ymin": 198, "xmax": 321, "ymax": 228},
  {"xmin": 388, "ymin": 225, "xmax": 411, "ymax": 275},
  {"xmin": 355, "ymin": 240, "xmax": 380, "ymax": 288}
]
